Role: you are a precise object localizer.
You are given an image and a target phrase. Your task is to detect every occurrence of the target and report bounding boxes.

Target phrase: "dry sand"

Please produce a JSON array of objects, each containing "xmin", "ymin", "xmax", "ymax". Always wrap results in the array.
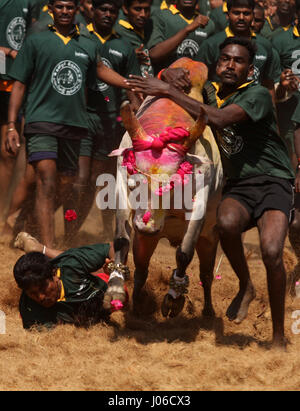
[{"xmin": 0, "ymin": 206, "xmax": 300, "ymax": 391}]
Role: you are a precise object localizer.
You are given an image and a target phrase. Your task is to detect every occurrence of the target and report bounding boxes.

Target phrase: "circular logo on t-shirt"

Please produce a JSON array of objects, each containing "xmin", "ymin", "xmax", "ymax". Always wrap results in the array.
[
  {"xmin": 6, "ymin": 17, "xmax": 26, "ymax": 50},
  {"xmin": 51, "ymin": 60, "xmax": 82, "ymax": 96},
  {"xmin": 217, "ymin": 127, "xmax": 244, "ymax": 157},
  {"xmin": 96, "ymin": 58, "xmax": 111, "ymax": 92},
  {"xmin": 177, "ymin": 39, "xmax": 199, "ymax": 59}
]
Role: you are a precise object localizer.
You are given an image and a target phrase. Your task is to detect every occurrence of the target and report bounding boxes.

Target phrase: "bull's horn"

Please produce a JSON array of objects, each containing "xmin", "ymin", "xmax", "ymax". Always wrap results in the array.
[
  {"xmin": 120, "ymin": 101, "xmax": 148, "ymax": 141},
  {"xmin": 183, "ymin": 107, "xmax": 208, "ymax": 150}
]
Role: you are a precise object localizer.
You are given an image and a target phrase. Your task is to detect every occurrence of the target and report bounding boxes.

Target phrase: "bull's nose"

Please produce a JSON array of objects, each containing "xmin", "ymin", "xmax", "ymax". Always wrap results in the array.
[{"xmin": 134, "ymin": 227, "xmax": 162, "ymax": 236}]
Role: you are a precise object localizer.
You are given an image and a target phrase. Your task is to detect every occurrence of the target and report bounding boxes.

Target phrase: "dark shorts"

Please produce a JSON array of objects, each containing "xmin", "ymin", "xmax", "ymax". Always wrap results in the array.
[
  {"xmin": 222, "ymin": 175, "xmax": 294, "ymax": 225},
  {"xmin": 0, "ymin": 91, "xmax": 10, "ymax": 125},
  {"xmin": 26, "ymin": 134, "xmax": 81, "ymax": 176},
  {"xmin": 80, "ymin": 111, "xmax": 124, "ymax": 161}
]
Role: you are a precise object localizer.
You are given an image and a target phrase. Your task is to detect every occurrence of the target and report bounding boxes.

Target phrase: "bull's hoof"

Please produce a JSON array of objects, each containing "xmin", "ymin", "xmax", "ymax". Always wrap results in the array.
[
  {"xmin": 161, "ymin": 294, "xmax": 185, "ymax": 318},
  {"xmin": 103, "ymin": 283, "xmax": 129, "ymax": 311}
]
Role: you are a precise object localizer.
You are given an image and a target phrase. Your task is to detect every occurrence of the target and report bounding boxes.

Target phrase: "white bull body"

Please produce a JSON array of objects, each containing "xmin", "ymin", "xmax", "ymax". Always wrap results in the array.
[{"xmin": 103, "ymin": 58, "xmax": 223, "ymax": 316}]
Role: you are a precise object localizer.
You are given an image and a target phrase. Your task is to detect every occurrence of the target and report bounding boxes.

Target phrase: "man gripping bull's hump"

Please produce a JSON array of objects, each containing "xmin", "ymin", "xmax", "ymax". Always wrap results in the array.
[{"xmin": 126, "ymin": 36, "xmax": 295, "ymax": 349}]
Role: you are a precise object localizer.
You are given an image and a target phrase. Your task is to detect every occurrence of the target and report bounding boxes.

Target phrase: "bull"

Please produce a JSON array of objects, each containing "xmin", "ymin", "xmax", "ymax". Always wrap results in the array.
[{"xmin": 102, "ymin": 57, "xmax": 223, "ymax": 317}]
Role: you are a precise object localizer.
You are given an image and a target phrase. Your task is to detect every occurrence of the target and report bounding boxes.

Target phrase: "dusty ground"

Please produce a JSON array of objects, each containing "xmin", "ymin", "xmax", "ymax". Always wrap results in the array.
[{"xmin": 0, "ymin": 206, "xmax": 300, "ymax": 391}]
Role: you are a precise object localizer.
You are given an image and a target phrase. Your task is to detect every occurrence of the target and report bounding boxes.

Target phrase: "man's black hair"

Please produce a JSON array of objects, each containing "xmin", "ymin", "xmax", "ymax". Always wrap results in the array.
[
  {"xmin": 123, "ymin": 0, "xmax": 152, "ymax": 9},
  {"xmin": 13, "ymin": 252, "xmax": 55, "ymax": 291},
  {"xmin": 227, "ymin": 0, "xmax": 255, "ymax": 11},
  {"xmin": 92, "ymin": 0, "xmax": 122, "ymax": 9},
  {"xmin": 219, "ymin": 36, "xmax": 257, "ymax": 64},
  {"xmin": 48, "ymin": 0, "xmax": 80, "ymax": 5}
]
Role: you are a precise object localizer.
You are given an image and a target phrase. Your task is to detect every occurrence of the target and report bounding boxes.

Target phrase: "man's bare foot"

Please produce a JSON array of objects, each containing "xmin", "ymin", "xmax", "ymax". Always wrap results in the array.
[
  {"xmin": 226, "ymin": 280, "xmax": 256, "ymax": 324},
  {"xmin": 14, "ymin": 232, "xmax": 43, "ymax": 253}
]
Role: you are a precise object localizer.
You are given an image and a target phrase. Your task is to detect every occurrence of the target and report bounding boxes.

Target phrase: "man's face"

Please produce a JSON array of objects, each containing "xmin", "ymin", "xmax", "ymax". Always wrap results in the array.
[
  {"xmin": 123, "ymin": 0, "xmax": 151, "ymax": 31},
  {"xmin": 251, "ymin": 8, "xmax": 265, "ymax": 33},
  {"xmin": 277, "ymin": 0, "xmax": 295, "ymax": 14},
  {"xmin": 80, "ymin": 0, "xmax": 94, "ymax": 21},
  {"xmin": 26, "ymin": 276, "xmax": 60, "ymax": 308},
  {"xmin": 94, "ymin": 3, "xmax": 119, "ymax": 31},
  {"xmin": 216, "ymin": 44, "xmax": 253, "ymax": 87},
  {"xmin": 49, "ymin": 0, "xmax": 78, "ymax": 27},
  {"xmin": 176, "ymin": 0, "xmax": 198, "ymax": 12},
  {"xmin": 228, "ymin": 6, "xmax": 253, "ymax": 34}
]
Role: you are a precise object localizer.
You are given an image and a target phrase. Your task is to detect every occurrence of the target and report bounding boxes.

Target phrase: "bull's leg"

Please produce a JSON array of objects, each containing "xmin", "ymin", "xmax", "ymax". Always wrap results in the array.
[
  {"xmin": 162, "ymin": 219, "xmax": 205, "ymax": 318},
  {"xmin": 103, "ymin": 210, "xmax": 132, "ymax": 310},
  {"xmin": 132, "ymin": 230, "xmax": 160, "ymax": 309},
  {"xmin": 195, "ymin": 228, "xmax": 219, "ymax": 317}
]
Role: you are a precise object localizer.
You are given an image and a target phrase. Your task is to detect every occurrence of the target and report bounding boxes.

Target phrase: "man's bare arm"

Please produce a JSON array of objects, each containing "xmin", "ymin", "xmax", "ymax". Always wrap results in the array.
[
  {"xmin": 96, "ymin": 61, "xmax": 129, "ymax": 89},
  {"xmin": 5, "ymin": 80, "xmax": 26, "ymax": 155},
  {"xmin": 126, "ymin": 75, "xmax": 248, "ymax": 128},
  {"xmin": 149, "ymin": 15, "xmax": 209, "ymax": 64}
]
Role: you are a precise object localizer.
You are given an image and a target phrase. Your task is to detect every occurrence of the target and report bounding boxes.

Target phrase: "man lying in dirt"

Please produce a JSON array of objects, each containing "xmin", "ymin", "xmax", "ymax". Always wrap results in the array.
[{"xmin": 13, "ymin": 232, "xmax": 128, "ymax": 330}]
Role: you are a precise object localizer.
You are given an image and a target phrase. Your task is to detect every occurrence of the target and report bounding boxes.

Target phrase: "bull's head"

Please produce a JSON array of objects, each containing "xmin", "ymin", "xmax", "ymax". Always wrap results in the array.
[{"xmin": 120, "ymin": 58, "xmax": 208, "ymax": 234}]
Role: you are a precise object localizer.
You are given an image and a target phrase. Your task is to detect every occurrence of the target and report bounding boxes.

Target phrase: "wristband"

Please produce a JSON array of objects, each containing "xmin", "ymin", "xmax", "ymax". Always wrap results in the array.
[
  {"xmin": 7, "ymin": 128, "xmax": 15, "ymax": 132},
  {"xmin": 157, "ymin": 68, "xmax": 166, "ymax": 80}
]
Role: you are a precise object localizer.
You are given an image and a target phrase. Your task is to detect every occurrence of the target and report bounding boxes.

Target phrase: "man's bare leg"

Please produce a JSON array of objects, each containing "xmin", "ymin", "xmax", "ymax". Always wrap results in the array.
[
  {"xmin": 34, "ymin": 159, "xmax": 57, "ymax": 248},
  {"xmin": 257, "ymin": 210, "xmax": 289, "ymax": 348},
  {"xmin": 217, "ymin": 197, "xmax": 256, "ymax": 323},
  {"xmin": 1, "ymin": 163, "xmax": 36, "ymax": 238}
]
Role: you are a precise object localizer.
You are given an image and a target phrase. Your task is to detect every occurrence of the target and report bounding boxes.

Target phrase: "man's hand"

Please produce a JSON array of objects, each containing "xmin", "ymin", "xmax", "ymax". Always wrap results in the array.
[
  {"xmin": 5, "ymin": 128, "xmax": 20, "ymax": 156},
  {"xmin": 186, "ymin": 14, "xmax": 209, "ymax": 33},
  {"xmin": 126, "ymin": 74, "xmax": 171, "ymax": 97},
  {"xmin": 135, "ymin": 44, "xmax": 150, "ymax": 66},
  {"xmin": 161, "ymin": 67, "xmax": 191, "ymax": 93},
  {"xmin": 280, "ymin": 69, "xmax": 299, "ymax": 92}
]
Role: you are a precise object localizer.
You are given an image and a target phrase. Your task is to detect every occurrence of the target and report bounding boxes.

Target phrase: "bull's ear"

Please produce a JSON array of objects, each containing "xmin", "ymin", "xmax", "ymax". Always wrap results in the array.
[
  {"xmin": 183, "ymin": 106, "xmax": 208, "ymax": 150},
  {"xmin": 120, "ymin": 102, "xmax": 148, "ymax": 141}
]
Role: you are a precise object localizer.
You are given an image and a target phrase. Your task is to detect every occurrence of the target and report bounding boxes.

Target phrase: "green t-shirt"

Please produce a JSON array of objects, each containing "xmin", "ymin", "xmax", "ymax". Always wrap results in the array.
[
  {"xmin": 260, "ymin": 17, "xmax": 294, "ymax": 41},
  {"xmin": 196, "ymin": 27, "xmax": 281, "ymax": 84},
  {"xmin": 9, "ymin": 25, "xmax": 102, "ymax": 130},
  {"xmin": 204, "ymin": 81, "xmax": 295, "ymax": 181},
  {"xmin": 148, "ymin": 5, "xmax": 215, "ymax": 74},
  {"xmin": 19, "ymin": 243, "xmax": 111, "ymax": 329},
  {"xmin": 115, "ymin": 17, "xmax": 154, "ymax": 77},
  {"xmin": 209, "ymin": 2, "xmax": 228, "ymax": 33},
  {"xmin": 272, "ymin": 26, "xmax": 300, "ymax": 70},
  {"xmin": 0, "ymin": 0, "xmax": 33, "ymax": 81},
  {"xmin": 83, "ymin": 24, "xmax": 140, "ymax": 115}
]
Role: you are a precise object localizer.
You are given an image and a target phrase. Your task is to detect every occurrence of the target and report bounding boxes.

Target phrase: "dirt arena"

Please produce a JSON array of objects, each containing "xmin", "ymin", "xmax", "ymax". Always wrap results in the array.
[{"xmin": 1, "ymin": 206, "xmax": 300, "ymax": 392}]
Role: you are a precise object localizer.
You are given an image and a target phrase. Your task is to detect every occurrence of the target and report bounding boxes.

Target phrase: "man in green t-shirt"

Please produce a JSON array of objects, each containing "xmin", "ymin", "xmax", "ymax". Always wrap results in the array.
[
  {"xmin": 260, "ymin": 0, "xmax": 295, "ymax": 41},
  {"xmin": 126, "ymin": 37, "xmax": 294, "ymax": 348},
  {"xmin": 5, "ymin": 0, "xmax": 129, "ymax": 249},
  {"xmin": 115, "ymin": 0, "xmax": 154, "ymax": 77},
  {"xmin": 148, "ymin": 0, "xmax": 215, "ymax": 75},
  {"xmin": 13, "ymin": 234, "xmax": 120, "ymax": 329},
  {"xmin": 196, "ymin": 0, "xmax": 281, "ymax": 103}
]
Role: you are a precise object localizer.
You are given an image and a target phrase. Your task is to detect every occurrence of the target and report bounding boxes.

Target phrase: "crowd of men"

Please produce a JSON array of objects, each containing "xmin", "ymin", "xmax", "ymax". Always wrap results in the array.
[{"xmin": 1, "ymin": 0, "xmax": 300, "ymax": 346}]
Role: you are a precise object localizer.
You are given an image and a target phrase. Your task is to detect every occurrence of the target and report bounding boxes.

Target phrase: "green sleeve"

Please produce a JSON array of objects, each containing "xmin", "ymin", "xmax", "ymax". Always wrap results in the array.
[
  {"xmin": 147, "ymin": 12, "xmax": 166, "ymax": 49},
  {"xmin": 51, "ymin": 243, "xmax": 111, "ymax": 275},
  {"xmin": 8, "ymin": 35, "xmax": 36, "ymax": 83},
  {"xmin": 233, "ymin": 86, "xmax": 273, "ymax": 123}
]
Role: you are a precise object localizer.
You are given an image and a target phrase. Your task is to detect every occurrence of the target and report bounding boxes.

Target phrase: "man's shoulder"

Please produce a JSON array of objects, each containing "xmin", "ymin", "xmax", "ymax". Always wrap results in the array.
[
  {"xmin": 236, "ymin": 83, "xmax": 272, "ymax": 106},
  {"xmin": 205, "ymin": 30, "xmax": 226, "ymax": 45},
  {"xmin": 272, "ymin": 27, "xmax": 294, "ymax": 48}
]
